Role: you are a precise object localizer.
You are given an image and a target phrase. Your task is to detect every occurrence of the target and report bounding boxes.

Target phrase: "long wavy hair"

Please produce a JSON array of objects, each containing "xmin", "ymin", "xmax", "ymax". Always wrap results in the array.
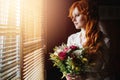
[{"xmin": 68, "ymin": 0, "xmax": 104, "ymax": 54}]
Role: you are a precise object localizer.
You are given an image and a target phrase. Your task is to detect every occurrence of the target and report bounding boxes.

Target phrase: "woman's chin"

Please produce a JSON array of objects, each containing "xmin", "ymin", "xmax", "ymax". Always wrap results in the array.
[{"xmin": 75, "ymin": 26, "xmax": 81, "ymax": 29}]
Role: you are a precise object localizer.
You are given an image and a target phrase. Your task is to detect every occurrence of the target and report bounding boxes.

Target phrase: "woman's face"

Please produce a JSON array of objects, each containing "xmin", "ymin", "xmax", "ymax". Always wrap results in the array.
[{"xmin": 72, "ymin": 7, "xmax": 87, "ymax": 29}]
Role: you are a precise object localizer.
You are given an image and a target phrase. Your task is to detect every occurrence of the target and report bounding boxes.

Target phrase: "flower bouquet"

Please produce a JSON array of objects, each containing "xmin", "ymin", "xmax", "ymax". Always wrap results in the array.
[{"xmin": 49, "ymin": 44, "xmax": 90, "ymax": 79}]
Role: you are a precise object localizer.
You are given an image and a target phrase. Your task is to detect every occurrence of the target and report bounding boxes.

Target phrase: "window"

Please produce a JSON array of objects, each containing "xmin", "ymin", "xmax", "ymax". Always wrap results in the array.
[
  {"xmin": 21, "ymin": 0, "xmax": 46, "ymax": 80},
  {"xmin": 0, "ymin": 0, "xmax": 21, "ymax": 79},
  {"xmin": 0, "ymin": 0, "xmax": 46, "ymax": 80}
]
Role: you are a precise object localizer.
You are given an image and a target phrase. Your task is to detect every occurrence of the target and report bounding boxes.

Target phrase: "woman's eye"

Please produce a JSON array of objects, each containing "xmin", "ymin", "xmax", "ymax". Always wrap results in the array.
[
  {"xmin": 75, "ymin": 14, "xmax": 79, "ymax": 17},
  {"xmin": 71, "ymin": 14, "xmax": 80, "ymax": 20}
]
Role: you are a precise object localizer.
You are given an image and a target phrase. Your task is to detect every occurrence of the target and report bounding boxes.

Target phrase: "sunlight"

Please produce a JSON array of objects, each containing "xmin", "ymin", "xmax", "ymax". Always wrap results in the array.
[
  {"xmin": 0, "ymin": 0, "xmax": 9, "ymax": 25},
  {"xmin": 16, "ymin": 0, "xmax": 20, "ymax": 27},
  {"xmin": 0, "ymin": 0, "xmax": 20, "ymax": 27},
  {"xmin": 0, "ymin": 0, "xmax": 46, "ymax": 79}
]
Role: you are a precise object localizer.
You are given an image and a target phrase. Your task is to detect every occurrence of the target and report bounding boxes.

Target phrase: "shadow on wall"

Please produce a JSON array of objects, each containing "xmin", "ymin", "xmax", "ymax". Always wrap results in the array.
[
  {"xmin": 100, "ymin": 20, "xmax": 120, "ymax": 80},
  {"xmin": 99, "ymin": 4, "xmax": 120, "ymax": 80}
]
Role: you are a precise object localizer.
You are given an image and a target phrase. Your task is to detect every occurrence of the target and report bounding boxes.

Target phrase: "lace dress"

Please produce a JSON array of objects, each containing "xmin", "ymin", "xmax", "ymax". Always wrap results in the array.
[{"xmin": 67, "ymin": 31, "xmax": 110, "ymax": 80}]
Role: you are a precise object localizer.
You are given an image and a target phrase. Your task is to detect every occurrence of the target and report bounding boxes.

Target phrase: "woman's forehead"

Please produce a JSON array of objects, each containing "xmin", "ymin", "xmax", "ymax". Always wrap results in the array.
[{"xmin": 72, "ymin": 7, "xmax": 79, "ymax": 14}]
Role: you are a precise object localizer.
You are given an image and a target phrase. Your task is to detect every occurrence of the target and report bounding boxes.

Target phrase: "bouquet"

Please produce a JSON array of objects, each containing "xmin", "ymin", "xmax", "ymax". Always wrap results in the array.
[{"xmin": 49, "ymin": 44, "xmax": 90, "ymax": 78}]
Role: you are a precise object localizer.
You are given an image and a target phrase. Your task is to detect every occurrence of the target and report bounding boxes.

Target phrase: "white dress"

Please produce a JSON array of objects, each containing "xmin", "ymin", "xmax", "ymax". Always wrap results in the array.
[{"xmin": 67, "ymin": 31, "xmax": 110, "ymax": 80}]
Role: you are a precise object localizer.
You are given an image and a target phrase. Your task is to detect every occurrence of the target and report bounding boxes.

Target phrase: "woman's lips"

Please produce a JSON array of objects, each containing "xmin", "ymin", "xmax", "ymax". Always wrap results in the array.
[{"xmin": 74, "ymin": 23, "xmax": 78, "ymax": 25}]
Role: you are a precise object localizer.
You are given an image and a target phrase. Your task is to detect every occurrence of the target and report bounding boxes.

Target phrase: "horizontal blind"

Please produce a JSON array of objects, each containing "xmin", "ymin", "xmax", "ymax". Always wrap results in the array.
[
  {"xmin": 21, "ymin": 0, "xmax": 46, "ymax": 80},
  {"xmin": 0, "ymin": 0, "xmax": 21, "ymax": 80}
]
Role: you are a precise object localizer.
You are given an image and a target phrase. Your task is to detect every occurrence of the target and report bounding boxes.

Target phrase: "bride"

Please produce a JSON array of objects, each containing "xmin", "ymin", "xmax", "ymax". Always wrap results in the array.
[{"xmin": 67, "ymin": 0, "xmax": 110, "ymax": 80}]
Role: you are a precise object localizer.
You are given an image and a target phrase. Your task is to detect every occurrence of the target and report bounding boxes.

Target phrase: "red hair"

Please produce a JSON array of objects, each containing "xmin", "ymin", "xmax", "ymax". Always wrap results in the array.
[
  {"xmin": 68, "ymin": 0, "xmax": 88, "ymax": 19},
  {"xmin": 68, "ymin": 0, "xmax": 104, "ymax": 54}
]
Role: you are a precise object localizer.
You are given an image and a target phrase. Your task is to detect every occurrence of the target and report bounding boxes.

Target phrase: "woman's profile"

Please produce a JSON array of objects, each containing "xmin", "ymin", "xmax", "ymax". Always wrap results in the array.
[{"xmin": 67, "ymin": 0, "xmax": 110, "ymax": 80}]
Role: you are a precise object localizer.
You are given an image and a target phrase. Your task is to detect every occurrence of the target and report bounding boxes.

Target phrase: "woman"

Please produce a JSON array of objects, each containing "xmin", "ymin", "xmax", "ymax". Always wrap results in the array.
[{"xmin": 67, "ymin": 0, "xmax": 110, "ymax": 80}]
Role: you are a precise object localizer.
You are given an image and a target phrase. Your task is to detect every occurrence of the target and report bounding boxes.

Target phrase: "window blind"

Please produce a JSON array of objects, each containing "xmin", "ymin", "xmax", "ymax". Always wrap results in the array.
[
  {"xmin": 0, "ymin": 0, "xmax": 46, "ymax": 80},
  {"xmin": 21, "ymin": 0, "xmax": 46, "ymax": 80},
  {"xmin": 0, "ymin": 0, "xmax": 21, "ymax": 80}
]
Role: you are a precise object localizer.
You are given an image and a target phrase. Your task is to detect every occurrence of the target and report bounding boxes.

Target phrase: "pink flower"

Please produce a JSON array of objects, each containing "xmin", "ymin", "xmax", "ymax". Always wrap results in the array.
[
  {"xmin": 63, "ymin": 47, "xmax": 70, "ymax": 52},
  {"xmin": 58, "ymin": 51, "xmax": 67, "ymax": 60},
  {"xmin": 70, "ymin": 45, "xmax": 78, "ymax": 50}
]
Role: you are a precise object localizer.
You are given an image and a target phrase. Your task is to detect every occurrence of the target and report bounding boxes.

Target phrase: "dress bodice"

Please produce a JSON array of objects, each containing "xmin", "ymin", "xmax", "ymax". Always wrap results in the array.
[
  {"xmin": 67, "ymin": 31, "xmax": 110, "ymax": 48},
  {"xmin": 67, "ymin": 32, "xmax": 82, "ymax": 47}
]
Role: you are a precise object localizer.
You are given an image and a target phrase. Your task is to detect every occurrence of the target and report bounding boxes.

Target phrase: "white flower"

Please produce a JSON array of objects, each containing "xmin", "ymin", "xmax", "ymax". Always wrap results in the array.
[
  {"xmin": 73, "ymin": 50, "xmax": 82, "ymax": 55},
  {"xmin": 54, "ymin": 48, "xmax": 62, "ymax": 56},
  {"xmin": 54, "ymin": 52, "xmax": 58, "ymax": 56}
]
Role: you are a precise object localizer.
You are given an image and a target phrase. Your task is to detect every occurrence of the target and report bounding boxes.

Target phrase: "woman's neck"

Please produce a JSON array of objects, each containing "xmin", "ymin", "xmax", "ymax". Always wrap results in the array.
[
  {"xmin": 80, "ymin": 28, "xmax": 86, "ymax": 46},
  {"xmin": 81, "ymin": 28, "xmax": 86, "ymax": 36}
]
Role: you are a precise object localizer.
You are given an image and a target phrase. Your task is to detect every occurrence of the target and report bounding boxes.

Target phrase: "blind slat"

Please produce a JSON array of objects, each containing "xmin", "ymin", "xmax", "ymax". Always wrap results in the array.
[
  {"xmin": 2, "ymin": 49, "xmax": 19, "ymax": 54},
  {"xmin": 0, "ymin": 62, "xmax": 19, "ymax": 72},
  {"xmin": 23, "ymin": 54, "xmax": 41, "ymax": 72},
  {"xmin": 0, "ymin": 65, "xmax": 18, "ymax": 77},
  {"xmin": 1, "ymin": 70, "xmax": 17, "ymax": 80},
  {"xmin": 0, "ymin": 59, "xmax": 19, "ymax": 68},
  {"xmin": 0, "ymin": 55, "xmax": 18, "ymax": 64},
  {"xmin": 0, "ymin": 53, "xmax": 16, "ymax": 59}
]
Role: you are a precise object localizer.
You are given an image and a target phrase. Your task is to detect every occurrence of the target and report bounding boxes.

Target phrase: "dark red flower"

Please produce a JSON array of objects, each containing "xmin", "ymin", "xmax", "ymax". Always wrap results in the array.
[
  {"xmin": 58, "ymin": 51, "xmax": 67, "ymax": 60},
  {"xmin": 70, "ymin": 45, "xmax": 78, "ymax": 50}
]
